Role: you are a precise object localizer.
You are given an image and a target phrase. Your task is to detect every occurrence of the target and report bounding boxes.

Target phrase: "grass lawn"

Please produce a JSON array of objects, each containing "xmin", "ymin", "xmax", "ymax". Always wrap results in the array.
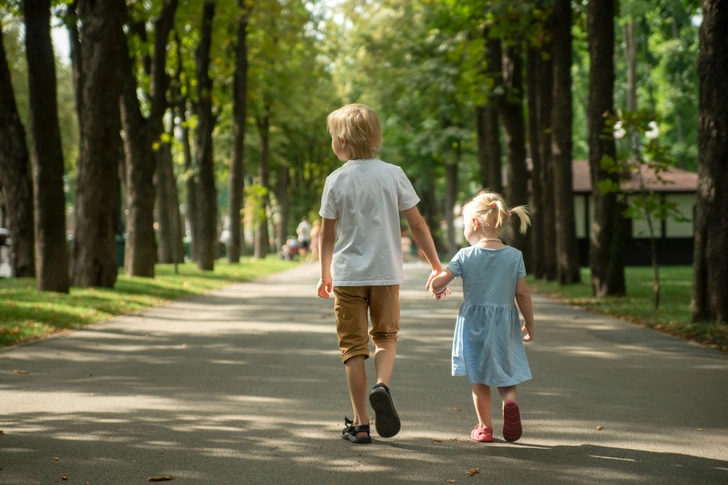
[
  {"xmin": 0, "ymin": 258, "xmax": 299, "ymax": 348},
  {"xmin": 527, "ymin": 266, "xmax": 727, "ymax": 352}
]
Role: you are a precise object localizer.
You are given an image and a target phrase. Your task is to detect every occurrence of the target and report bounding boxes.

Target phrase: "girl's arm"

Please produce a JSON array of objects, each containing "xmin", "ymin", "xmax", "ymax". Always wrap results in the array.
[
  {"xmin": 515, "ymin": 278, "xmax": 535, "ymax": 341},
  {"xmin": 430, "ymin": 268, "xmax": 456, "ymax": 295}
]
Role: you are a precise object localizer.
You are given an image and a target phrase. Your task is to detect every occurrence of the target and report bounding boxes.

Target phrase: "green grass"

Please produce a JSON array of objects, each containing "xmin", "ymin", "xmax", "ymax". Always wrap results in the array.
[
  {"xmin": 0, "ymin": 258, "xmax": 299, "ymax": 348},
  {"xmin": 527, "ymin": 266, "xmax": 728, "ymax": 352}
]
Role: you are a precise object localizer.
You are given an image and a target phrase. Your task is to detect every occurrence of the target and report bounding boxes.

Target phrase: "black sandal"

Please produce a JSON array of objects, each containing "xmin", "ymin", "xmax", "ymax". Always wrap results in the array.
[
  {"xmin": 369, "ymin": 383, "xmax": 401, "ymax": 438},
  {"xmin": 341, "ymin": 417, "xmax": 372, "ymax": 444}
]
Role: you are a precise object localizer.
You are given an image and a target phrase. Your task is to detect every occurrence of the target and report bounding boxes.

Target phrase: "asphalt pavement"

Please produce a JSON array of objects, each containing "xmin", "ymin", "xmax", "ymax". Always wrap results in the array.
[{"xmin": 1, "ymin": 262, "xmax": 727, "ymax": 484}]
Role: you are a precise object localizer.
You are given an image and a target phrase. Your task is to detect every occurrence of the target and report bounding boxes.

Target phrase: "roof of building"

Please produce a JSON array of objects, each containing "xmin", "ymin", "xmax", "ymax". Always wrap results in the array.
[{"xmin": 571, "ymin": 160, "xmax": 698, "ymax": 193}]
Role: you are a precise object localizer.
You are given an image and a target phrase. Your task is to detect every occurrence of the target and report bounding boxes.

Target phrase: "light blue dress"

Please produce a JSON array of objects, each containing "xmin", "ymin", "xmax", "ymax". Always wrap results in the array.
[{"xmin": 447, "ymin": 245, "xmax": 532, "ymax": 386}]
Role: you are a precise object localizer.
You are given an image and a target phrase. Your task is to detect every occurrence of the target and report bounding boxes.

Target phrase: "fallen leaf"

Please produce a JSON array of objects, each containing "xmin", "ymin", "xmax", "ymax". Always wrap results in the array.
[
  {"xmin": 54, "ymin": 457, "xmax": 60, "ymax": 461},
  {"xmin": 697, "ymin": 428, "xmax": 703, "ymax": 431},
  {"xmin": 148, "ymin": 476, "xmax": 174, "ymax": 482},
  {"xmin": 466, "ymin": 468, "xmax": 481, "ymax": 476},
  {"xmin": 445, "ymin": 481, "xmax": 457, "ymax": 484},
  {"xmin": 596, "ymin": 425, "xmax": 604, "ymax": 431},
  {"xmin": 0, "ymin": 430, "xmax": 4, "ymax": 434},
  {"xmin": 432, "ymin": 439, "xmax": 442, "ymax": 443},
  {"xmin": 452, "ymin": 407, "xmax": 461, "ymax": 411},
  {"xmin": 198, "ymin": 385, "xmax": 204, "ymax": 389},
  {"xmin": 62, "ymin": 473, "xmax": 69, "ymax": 480},
  {"xmin": 449, "ymin": 437, "xmax": 459, "ymax": 441},
  {"xmin": 13, "ymin": 370, "xmax": 29, "ymax": 375}
]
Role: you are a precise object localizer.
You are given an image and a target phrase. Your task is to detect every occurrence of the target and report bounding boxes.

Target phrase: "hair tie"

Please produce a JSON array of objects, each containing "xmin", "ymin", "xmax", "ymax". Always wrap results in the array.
[
  {"xmin": 507, "ymin": 210, "xmax": 512, "ymax": 216},
  {"xmin": 489, "ymin": 202, "xmax": 497, "ymax": 209}
]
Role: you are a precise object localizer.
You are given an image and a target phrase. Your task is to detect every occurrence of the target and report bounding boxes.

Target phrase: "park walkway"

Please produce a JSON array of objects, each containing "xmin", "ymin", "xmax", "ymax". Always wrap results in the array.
[{"xmin": 1, "ymin": 263, "xmax": 727, "ymax": 484}]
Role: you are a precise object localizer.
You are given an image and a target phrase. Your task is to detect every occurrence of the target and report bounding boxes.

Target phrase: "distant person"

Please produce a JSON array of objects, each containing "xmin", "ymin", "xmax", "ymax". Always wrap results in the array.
[
  {"xmin": 430, "ymin": 190, "xmax": 535, "ymax": 443},
  {"xmin": 317, "ymin": 103, "xmax": 442, "ymax": 444},
  {"xmin": 309, "ymin": 220, "xmax": 321, "ymax": 261},
  {"xmin": 400, "ymin": 229, "xmax": 412, "ymax": 262},
  {"xmin": 296, "ymin": 216, "xmax": 311, "ymax": 259}
]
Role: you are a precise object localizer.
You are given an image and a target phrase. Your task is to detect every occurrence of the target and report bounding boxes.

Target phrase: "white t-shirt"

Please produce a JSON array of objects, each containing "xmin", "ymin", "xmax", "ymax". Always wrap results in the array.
[
  {"xmin": 297, "ymin": 220, "xmax": 311, "ymax": 242},
  {"xmin": 319, "ymin": 159, "xmax": 420, "ymax": 286}
]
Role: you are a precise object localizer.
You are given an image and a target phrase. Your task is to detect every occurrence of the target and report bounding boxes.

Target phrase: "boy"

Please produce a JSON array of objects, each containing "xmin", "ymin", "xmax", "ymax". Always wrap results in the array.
[{"xmin": 317, "ymin": 104, "xmax": 442, "ymax": 443}]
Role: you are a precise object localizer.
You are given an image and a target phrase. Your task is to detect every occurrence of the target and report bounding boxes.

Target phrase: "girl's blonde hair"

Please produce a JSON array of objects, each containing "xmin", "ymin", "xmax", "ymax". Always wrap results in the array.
[
  {"xmin": 463, "ymin": 190, "xmax": 531, "ymax": 238},
  {"xmin": 326, "ymin": 104, "xmax": 383, "ymax": 160}
]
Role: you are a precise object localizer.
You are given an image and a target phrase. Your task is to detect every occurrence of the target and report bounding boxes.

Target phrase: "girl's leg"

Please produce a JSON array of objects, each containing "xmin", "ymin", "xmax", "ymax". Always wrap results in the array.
[
  {"xmin": 471, "ymin": 383, "xmax": 493, "ymax": 428},
  {"xmin": 344, "ymin": 355, "xmax": 369, "ymax": 436},
  {"xmin": 497, "ymin": 385, "xmax": 517, "ymax": 406}
]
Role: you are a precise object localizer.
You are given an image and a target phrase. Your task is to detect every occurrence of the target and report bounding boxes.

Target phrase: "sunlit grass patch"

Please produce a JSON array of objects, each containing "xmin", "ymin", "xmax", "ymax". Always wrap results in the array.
[
  {"xmin": 528, "ymin": 266, "xmax": 727, "ymax": 352},
  {"xmin": 0, "ymin": 258, "xmax": 299, "ymax": 348}
]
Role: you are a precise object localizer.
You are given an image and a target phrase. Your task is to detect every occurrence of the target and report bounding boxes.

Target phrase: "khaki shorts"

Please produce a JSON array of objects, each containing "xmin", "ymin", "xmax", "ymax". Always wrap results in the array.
[{"xmin": 333, "ymin": 285, "xmax": 400, "ymax": 363}]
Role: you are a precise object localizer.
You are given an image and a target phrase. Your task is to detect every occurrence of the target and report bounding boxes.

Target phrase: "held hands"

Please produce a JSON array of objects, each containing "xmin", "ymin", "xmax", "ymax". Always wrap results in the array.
[
  {"xmin": 522, "ymin": 321, "xmax": 535, "ymax": 342},
  {"xmin": 432, "ymin": 287, "xmax": 452, "ymax": 300},
  {"xmin": 317, "ymin": 277, "xmax": 332, "ymax": 299}
]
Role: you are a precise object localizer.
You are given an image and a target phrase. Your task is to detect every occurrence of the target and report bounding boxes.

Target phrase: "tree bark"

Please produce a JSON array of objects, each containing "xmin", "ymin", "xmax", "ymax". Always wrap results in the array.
[
  {"xmin": 498, "ymin": 43, "xmax": 530, "ymax": 262},
  {"xmin": 118, "ymin": 0, "xmax": 178, "ymax": 277},
  {"xmin": 276, "ymin": 162, "xmax": 290, "ymax": 252},
  {"xmin": 692, "ymin": 0, "xmax": 728, "ymax": 323},
  {"xmin": 537, "ymin": 20, "xmax": 557, "ymax": 281},
  {"xmin": 70, "ymin": 0, "xmax": 126, "ymax": 288},
  {"xmin": 23, "ymin": 0, "xmax": 70, "ymax": 292},
  {"xmin": 195, "ymin": 0, "xmax": 218, "ymax": 271},
  {"xmin": 0, "ymin": 27, "xmax": 35, "ymax": 278},
  {"xmin": 551, "ymin": 0, "xmax": 581, "ymax": 284},
  {"xmin": 588, "ymin": 0, "xmax": 625, "ymax": 297},
  {"xmin": 445, "ymin": 150, "xmax": 459, "ymax": 258},
  {"xmin": 154, "ymin": 135, "xmax": 176, "ymax": 264},
  {"xmin": 482, "ymin": 34, "xmax": 503, "ymax": 194},
  {"xmin": 527, "ymin": 46, "xmax": 543, "ymax": 277},
  {"xmin": 227, "ymin": 0, "xmax": 250, "ymax": 262},
  {"xmin": 255, "ymin": 109, "xmax": 271, "ymax": 259}
]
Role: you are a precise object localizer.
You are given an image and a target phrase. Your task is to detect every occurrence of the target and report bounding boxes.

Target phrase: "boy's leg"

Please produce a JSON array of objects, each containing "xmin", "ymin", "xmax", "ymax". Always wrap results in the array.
[
  {"xmin": 373, "ymin": 341, "xmax": 396, "ymax": 386},
  {"xmin": 333, "ymin": 287, "xmax": 371, "ymax": 433}
]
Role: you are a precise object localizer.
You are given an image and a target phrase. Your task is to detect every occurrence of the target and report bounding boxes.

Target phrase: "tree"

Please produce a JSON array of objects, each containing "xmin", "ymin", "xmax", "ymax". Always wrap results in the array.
[
  {"xmin": 692, "ymin": 0, "xmax": 728, "ymax": 323},
  {"xmin": 69, "ymin": 0, "xmax": 126, "ymax": 288},
  {"xmin": 0, "ymin": 24, "xmax": 34, "ymax": 278},
  {"xmin": 227, "ymin": 0, "xmax": 251, "ymax": 263},
  {"xmin": 587, "ymin": 0, "xmax": 625, "ymax": 297},
  {"xmin": 23, "ymin": 0, "xmax": 70, "ymax": 292},
  {"xmin": 194, "ymin": 0, "xmax": 218, "ymax": 271},
  {"xmin": 119, "ymin": 0, "xmax": 179, "ymax": 277},
  {"xmin": 551, "ymin": 0, "xmax": 581, "ymax": 284}
]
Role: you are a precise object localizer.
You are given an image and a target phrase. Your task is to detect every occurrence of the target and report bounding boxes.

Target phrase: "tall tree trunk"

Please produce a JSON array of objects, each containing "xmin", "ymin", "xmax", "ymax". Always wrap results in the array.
[
  {"xmin": 195, "ymin": 0, "xmax": 217, "ymax": 271},
  {"xmin": 588, "ymin": 0, "xmax": 625, "ymax": 297},
  {"xmin": 154, "ymin": 135, "xmax": 175, "ymax": 264},
  {"xmin": 623, "ymin": 18, "xmax": 638, "ymax": 113},
  {"xmin": 498, "ymin": 43, "xmax": 530, "ymax": 262},
  {"xmin": 527, "ymin": 46, "xmax": 543, "ymax": 277},
  {"xmin": 70, "ymin": 0, "xmax": 126, "ymax": 288},
  {"xmin": 537, "ymin": 19, "xmax": 557, "ymax": 281},
  {"xmin": 255, "ymin": 109, "xmax": 271, "ymax": 259},
  {"xmin": 483, "ymin": 34, "xmax": 503, "ymax": 194},
  {"xmin": 692, "ymin": 0, "xmax": 728, "ymax": 323},
  {"xmin": 671, "ymin": 14, "xmax": 688, "ymax": 168},
  {"xmin": 276, "ymin": 163, "xmax": 290, "ymax": 252},
  {"xmin": 118, "ymin": 0, "xmax": 178, "ymax": 277},
  {"xmin": 0, "ymin": 28, "xmax": 35, "ymax": 278},
  {"xmin": 228, "ymin": 0, "xmax": 250, "ymax": 263},
  {"xmin": 551, "ymin": 0, "xmax": 581, "ymax": 284},
  {"xmin": 445, "ymin": 149, "xmax": 459, "ymax": 258},
  {"xmin": 23, "ymin": 0, "xmax": 70, "ymax": 293}
]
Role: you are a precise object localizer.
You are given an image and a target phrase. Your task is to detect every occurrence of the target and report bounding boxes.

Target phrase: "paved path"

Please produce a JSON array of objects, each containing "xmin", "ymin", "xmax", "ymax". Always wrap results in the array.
[{"xmin": 1, "ymin": 263, "xmax": 727, "ymax": 484}]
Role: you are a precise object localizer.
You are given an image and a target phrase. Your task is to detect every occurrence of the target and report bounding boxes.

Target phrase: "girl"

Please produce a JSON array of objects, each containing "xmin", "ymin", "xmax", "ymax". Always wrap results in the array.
[{"xmin": 431, "ymin": 190, "xmax": 535, "ymax": 443}]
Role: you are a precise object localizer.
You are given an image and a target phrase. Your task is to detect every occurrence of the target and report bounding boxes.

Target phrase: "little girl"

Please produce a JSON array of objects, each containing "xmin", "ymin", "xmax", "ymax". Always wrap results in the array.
[{"xmin": 431, "ymin": 190, "xmax": 535, "ymax": 443}]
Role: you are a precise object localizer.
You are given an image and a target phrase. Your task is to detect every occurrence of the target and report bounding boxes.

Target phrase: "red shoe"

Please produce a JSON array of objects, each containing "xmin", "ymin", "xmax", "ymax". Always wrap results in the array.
[
  {"xmin": 470, "ymin": 424, "xmax": 493, "ymax": 442},
  {"xmin": 503, "ymin": 400, "xmax": 522, "ymax": 442}
]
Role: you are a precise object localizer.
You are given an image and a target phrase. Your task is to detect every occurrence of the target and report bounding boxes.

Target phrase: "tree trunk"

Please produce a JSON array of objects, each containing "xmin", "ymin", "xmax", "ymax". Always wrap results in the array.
[
  {"xmin": 276, "ymin": 163, "xmax": 290, "ymax": 252},
  {"xmin": 228, "ymin": 0, "xmax": 250, "ymax": 263},
  {"xmin": 0, "ymin": 27, "xmax": 35, "ymax": 278},
  {"xmin": 692, "ymin": 0, "xmax": 728, "ymax": 323},
  {"xmin": 195, "ymin": 1, "xmax": 217, "ymax": 271},
  {"xmin": 588, "ymin": 0, "xmax": 625, "ymax": 297},
  {"xmin": 154, "ymin": 136, "xmax": 175, "ymax": 264},
  {"xmin": 527, "ymin": 46, "xmax": 543, "ymax": 277},
  {"xmin": 483, "ymin": 34, "xmax": 503, "ymax": 194},
  {"xmin": 23, "ymin": 0, "xmax": 70, "ymax": 292},
  {"xmin": 255, "ymin": 109, "xmax": 271, "ymax": 259},
  {"xmin": 551, "ymin": 0, "xmax": 581, "ymax": 284},
  {"xmin": 498, "ymin": 43, "xmax": 530, "ymax": 262},
  {"xmin": 623, "ymin": 18, "xmax": 638, "ymax": 113},
  {"xmin": 671, "ymin": 14, "xmax": 687, "ymax": 168},
  {"xmin": 538, "ymin": 19, "xmax": 557, "ymax": 281},
  {"xmin": 118, "ymin": 0, "xmax": 178, "ymax": 277},
  {"xmin": 70, "ymin": 0, "xmax": 126, "ymax": 288},
  {"xmin": 445, "ymin": 152, "xmax": 458, "ymax": 258}
]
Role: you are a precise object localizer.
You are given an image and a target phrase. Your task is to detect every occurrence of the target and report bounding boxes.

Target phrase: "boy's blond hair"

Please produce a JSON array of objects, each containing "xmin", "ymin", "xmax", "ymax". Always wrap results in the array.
[
  {"xmin": 327, "ymin": 104, "xmax": 383, "ymax": 160},
  {"xmin": 464, "ymin": 190, "xmax": 531, "ymax": 239}
]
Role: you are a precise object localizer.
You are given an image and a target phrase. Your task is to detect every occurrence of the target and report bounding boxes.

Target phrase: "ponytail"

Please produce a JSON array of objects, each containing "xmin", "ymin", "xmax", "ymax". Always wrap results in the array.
[{"xmin": 509, "ymin": 205, "xmax": 531, "ymax": 234}]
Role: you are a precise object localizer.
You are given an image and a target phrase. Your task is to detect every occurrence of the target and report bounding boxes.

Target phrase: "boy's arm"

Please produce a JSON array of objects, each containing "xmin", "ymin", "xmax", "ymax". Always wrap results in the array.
[
  {"xmin": 317, "ymin": 217, "xmax": 336, "ymax": 298},
  {"xmin": 403, "ymin": 206, "xmax": 442, "ymax": 289},
  {"xmin": 515, "ymin": 278, "xmax": 535, "ymax": 341}
]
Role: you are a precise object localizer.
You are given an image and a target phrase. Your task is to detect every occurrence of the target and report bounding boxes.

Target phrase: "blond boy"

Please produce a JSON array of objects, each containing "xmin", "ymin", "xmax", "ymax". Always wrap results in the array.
[{"xmin": 317, "ymin": 104, "xmax": 441, "ymax": 443}]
